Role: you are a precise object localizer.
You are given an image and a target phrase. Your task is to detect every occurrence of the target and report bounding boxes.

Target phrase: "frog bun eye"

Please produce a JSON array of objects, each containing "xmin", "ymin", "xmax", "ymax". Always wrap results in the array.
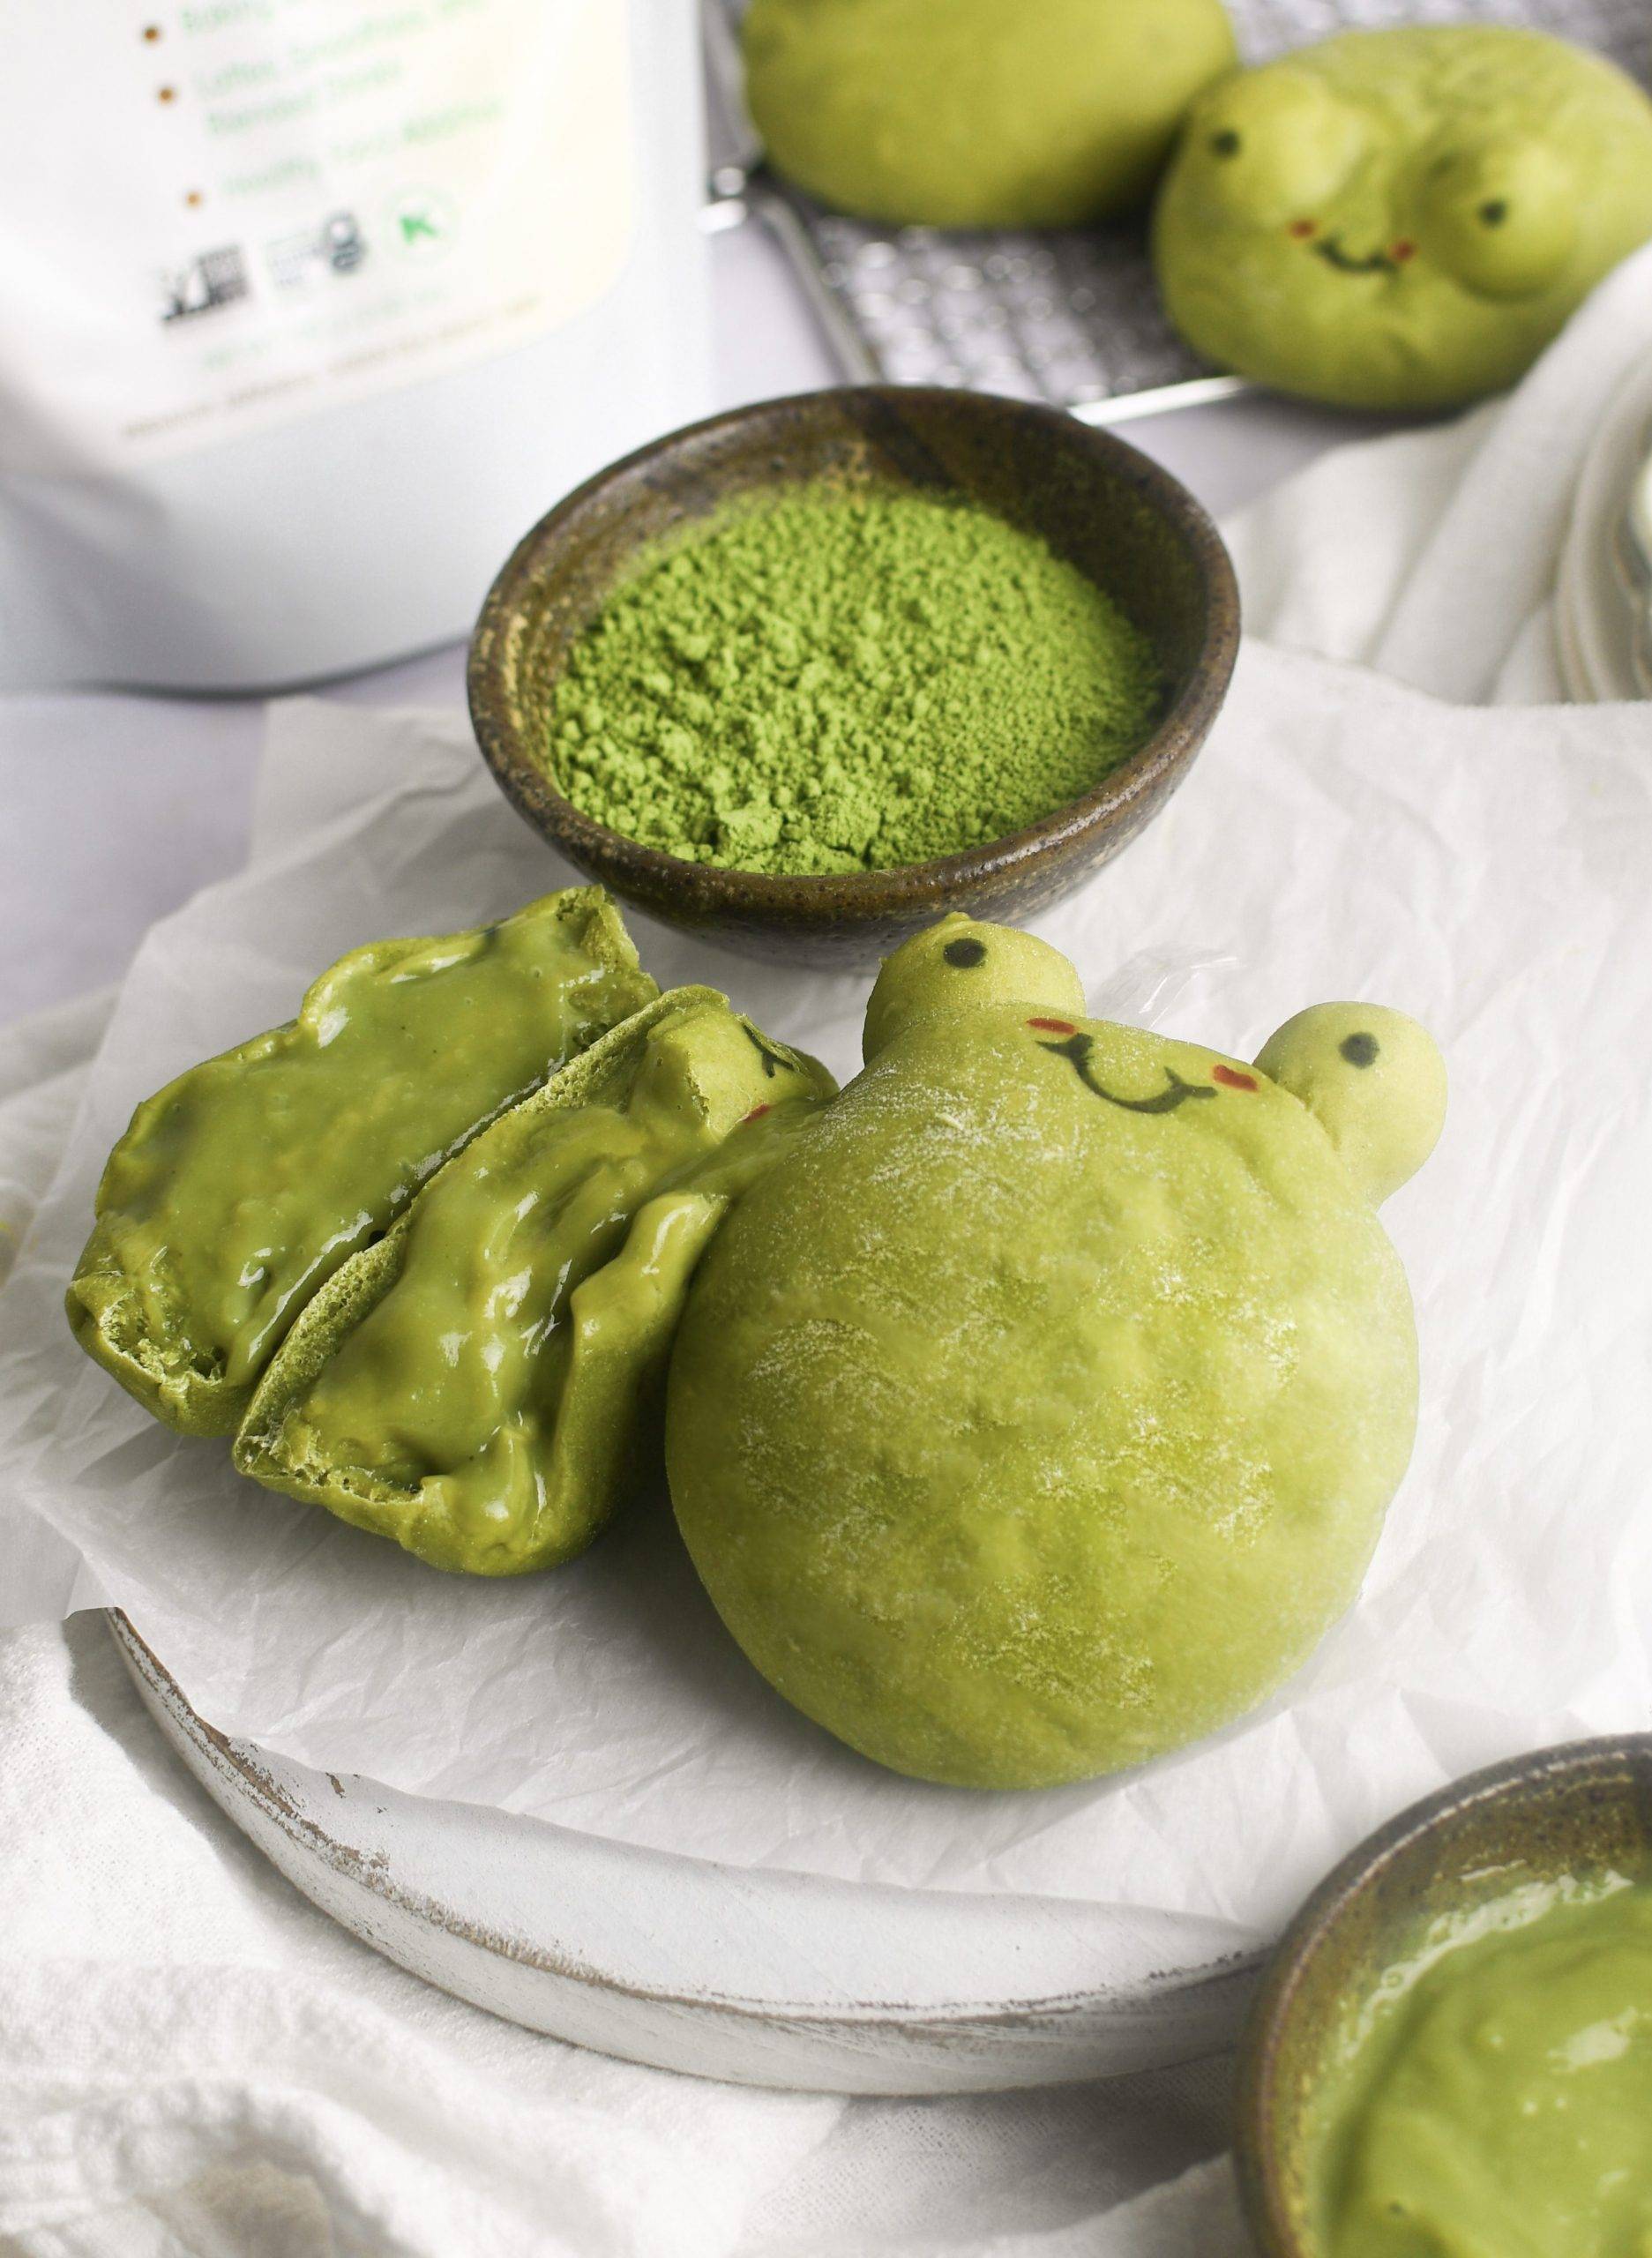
[
  {"xmin": 863, "ymin": 914, "xmax": 1087, "ymax": 1064},
  {"xmin": 1417, "ymin": 138, "xmax": 1576, "ymax": 299},
  {"xmin": 1185, "ymin": 66, "xmax": 1369, "ymax": 225},
  {"xmin": 1255, "ymin": 1002, "xmax": 1446, "ymax": 1207}
]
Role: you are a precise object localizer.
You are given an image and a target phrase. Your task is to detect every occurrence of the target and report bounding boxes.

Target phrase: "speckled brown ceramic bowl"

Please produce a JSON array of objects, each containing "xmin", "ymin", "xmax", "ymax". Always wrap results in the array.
[
  {"xmin": 1236, "ymin": 1734, "xmax": 1652, "ymax": 2256},
  {"xmin": 467, "ymin": 385, "xmax": 1239, "ymax": 967}
]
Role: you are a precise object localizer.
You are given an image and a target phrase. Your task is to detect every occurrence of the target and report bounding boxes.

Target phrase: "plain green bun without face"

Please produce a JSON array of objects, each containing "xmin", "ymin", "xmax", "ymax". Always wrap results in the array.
[
  {"xmin": 744, "ymin": 0, "xmax": 1237, "ymax": 229},
  {"xmin": 1153, "ymin": 26, "xmax": 1652, "ymax": 412},
  {"xmin": 668, "ymin": 919, "xmax": 1445, "ymax": 1791}
]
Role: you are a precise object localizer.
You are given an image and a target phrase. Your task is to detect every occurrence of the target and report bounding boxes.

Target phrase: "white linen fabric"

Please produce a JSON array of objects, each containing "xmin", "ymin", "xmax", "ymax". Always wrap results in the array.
[{"xmin": 5, "ymin": 243, "xmax": 1651, "ymax": 2254}]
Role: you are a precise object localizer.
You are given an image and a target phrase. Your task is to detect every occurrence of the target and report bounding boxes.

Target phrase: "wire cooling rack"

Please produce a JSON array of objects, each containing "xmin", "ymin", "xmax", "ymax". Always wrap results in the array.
[{"xmin": 703, "ymin": 0, "xmax": 1652, "ymax": 422}]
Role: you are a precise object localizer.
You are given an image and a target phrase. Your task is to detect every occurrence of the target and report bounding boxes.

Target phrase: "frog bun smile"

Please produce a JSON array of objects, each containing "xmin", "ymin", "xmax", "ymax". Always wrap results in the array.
[
  {"xmin": 668, "ymin": 918, "xmax": 1446, "ymax": 1790},
  {"xmin": 866, "ymin": 916, "xmax": 1446, "ymax": 1201}
]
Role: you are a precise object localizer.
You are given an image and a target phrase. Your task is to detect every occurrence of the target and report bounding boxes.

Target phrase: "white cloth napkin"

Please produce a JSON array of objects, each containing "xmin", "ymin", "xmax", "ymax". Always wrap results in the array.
[
  {"xmin": 6, "ymin": 243, "xmax": 1652, "ymax": 2254},
  {"xmin": 1223, "ymin": 240, "xmax": 1652, "ymax": 703},
  {"xmin": 0, "ymin": 1610, "xmax": 1234, "ymax": 2257}
]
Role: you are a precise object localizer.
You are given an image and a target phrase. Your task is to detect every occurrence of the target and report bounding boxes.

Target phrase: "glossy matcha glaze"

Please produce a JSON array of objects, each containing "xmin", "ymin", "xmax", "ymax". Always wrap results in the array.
[
  {"xmin": 744, "ymin": 0, "xmax": 1237, "ymax": 229},
  {"xmin": 668, "ymin": 917, "xmax": 1445, "ymax": 1789},
  {"xmin": 1154, "ymin": 26, "xmax": 1652, "ymax": 412},
  {"xmin": 68, "ymin": 891, "xmax": 654, "ymax": 1436},
  {"xmin": 1312, "ymin": 1877, "xmax": 1652, "ymax": 2254},
  {"xmin": 237, "ymin": 992, "xmax": 835, "ymax": 1574}
]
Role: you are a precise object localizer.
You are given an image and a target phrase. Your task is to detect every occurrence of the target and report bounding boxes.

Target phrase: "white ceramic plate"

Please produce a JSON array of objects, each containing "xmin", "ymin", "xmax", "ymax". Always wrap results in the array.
[{"xmin": 111, "ymin": 1613, "xmax": 1256, "ymax": 2092}]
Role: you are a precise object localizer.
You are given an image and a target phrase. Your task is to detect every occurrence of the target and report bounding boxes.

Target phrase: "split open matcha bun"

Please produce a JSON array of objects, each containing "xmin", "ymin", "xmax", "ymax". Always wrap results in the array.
[
  {"xmin": 744, "ymin": 0, "xmax": 1237, "ymax": 229},
  {"xmin": 238, "ymin": 988, "xmax": 835, "ymax": 1575},
  {"xmin": 66, "ymin": 890, "xmax": 656, "ymax": 1436}
]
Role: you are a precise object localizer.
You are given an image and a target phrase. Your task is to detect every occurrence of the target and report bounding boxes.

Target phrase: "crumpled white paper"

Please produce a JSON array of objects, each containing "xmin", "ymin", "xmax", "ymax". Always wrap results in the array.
[{"xmin": 4, "ymin": 645, "xmax": 1649, "ymax": 1949}]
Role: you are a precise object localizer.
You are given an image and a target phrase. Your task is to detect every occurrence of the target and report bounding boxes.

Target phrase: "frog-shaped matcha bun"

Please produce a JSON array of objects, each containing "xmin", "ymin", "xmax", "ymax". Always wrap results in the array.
[
  {"xmin": 667, "ymin": 916, "xmax": 1445, "ymax": 1790},
  {"xmin": 744, "ymin": 0, "xmax": 1237, "ymax": 229},
  {"xmin": 1153, "ymin": 26, "xmax": 1652, "ymax": 411}
]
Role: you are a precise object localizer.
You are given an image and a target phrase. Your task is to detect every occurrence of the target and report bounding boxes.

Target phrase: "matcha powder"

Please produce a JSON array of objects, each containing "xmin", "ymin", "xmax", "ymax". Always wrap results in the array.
[{"xmin": 548, "ymin": 484, "xmax": 1164, "ymax": 876}]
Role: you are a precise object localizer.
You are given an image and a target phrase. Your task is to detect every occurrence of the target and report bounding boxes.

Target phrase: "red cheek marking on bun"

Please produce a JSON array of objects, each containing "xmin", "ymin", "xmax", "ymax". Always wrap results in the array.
[
  {"xmin": 1391, "ymin": 240, "xmax": 1417, "ymax": 263},
  {"xmin": 1212, "ymin": 1064, "xmax": 1258, "ymax": 1091},
  {"xmin": 742, "ymin": 1103, "xmax": 773, "ymax": 1125},
  {"xmin": 1289, "ymin": 219, "xmax": 1318, "ymax": 240},
  {"xmin": 1028, "ymin": 1017, "xmax": 1077, "ymax": 1035}
]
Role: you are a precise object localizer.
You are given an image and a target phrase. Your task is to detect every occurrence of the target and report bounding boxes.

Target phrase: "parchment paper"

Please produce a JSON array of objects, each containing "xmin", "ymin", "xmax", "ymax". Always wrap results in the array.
[{"xmin": 4, "ymin": 649, "xmax": 1649, "ymax": 1945}]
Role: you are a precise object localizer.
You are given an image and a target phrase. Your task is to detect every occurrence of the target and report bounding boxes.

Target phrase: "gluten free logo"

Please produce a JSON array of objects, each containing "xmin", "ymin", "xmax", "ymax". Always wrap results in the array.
[{"xmin": 265, "ymin": 212, "xmax": 369, "ymax": 291}]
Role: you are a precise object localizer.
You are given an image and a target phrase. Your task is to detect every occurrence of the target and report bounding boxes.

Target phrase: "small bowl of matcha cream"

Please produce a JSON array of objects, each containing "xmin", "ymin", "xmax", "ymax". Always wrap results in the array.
[
  {"xmin": 468, "ymin": 386, "xmax": 1237, "ymax": 965},
  {"xmin": 1237, "ymin": 1734, "xmax": 1652, "ymax": 2257}
]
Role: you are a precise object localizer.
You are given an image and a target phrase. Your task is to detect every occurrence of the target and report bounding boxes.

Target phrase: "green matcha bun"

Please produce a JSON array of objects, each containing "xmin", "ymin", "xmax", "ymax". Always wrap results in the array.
[
  {"xmin": 67, "ymin": 889, "xmax": 655, "ymax": 1437},
  {"xmin": 667, "ymin": 917, "xmax": 1446, "ymax": 1790},
  {"xmin": 236, "ymin": 991, "xmax": 835, "ymax": 1576},
  {"xmin": 1153, "ymin": 26, "xmax": 1652, "ymax": 412},
  {"xmin": 743, "ymin": 0, "xmax": 1237, "ymax": 229}
]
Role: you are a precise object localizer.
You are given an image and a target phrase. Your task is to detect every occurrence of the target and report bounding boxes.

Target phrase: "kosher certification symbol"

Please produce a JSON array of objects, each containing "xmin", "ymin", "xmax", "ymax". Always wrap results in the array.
[{"xmin": 385, "ymin": 187, "xmax": 459, "ymax": 260}]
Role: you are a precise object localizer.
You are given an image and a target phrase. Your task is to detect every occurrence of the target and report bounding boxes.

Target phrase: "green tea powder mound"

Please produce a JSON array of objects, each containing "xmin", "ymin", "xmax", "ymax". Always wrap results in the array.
[{"xmin": 548, "ymin": 486, "xmax": 1164, "ymax": 877}]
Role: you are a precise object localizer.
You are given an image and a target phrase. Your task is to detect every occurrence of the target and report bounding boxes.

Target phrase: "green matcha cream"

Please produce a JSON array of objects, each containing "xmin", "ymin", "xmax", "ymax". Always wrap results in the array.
[
  {"xmin": 548, "ymin": 485, "xmax": 1163, "ymax": 877},
  {"xmin": 1312, "ymin": 1876, "xmax": 1652, "ymax": 2254}
]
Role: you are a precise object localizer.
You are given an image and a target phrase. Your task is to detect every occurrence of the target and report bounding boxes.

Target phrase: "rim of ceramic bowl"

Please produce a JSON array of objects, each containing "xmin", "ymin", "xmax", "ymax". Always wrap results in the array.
[
  {"xmin": 1233, "ymin": 1731, "xmax": 1652, "ymax": 2258},
  {"xmin": 467, "ymin": 385, "xmax": 1240, "ymax": 927}
]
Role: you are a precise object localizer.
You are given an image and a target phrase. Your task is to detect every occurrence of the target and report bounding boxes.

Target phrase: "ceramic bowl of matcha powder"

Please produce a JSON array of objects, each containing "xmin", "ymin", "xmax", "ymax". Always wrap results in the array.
[{"xmin": 468, "ymin": 386, "xmax": 1239, "ymax": 965}]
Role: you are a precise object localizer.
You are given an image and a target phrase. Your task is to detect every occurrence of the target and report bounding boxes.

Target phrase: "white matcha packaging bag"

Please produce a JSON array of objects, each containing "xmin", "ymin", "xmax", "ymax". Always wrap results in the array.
[{"xmin": 0, "ymin": 0, "xmax": 710, "ymax": 690}]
